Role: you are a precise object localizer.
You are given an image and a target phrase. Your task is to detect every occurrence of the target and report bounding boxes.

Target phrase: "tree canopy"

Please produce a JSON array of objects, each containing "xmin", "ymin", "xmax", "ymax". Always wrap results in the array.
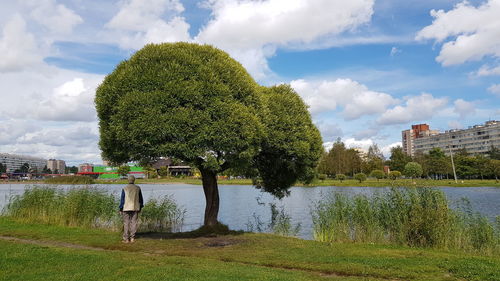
[{"xmin": 95, "ymin": 43, "xmax": 322, "ymax": 226}]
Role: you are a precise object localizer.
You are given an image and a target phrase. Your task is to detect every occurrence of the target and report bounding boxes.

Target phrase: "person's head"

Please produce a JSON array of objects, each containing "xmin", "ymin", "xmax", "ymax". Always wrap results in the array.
[{"xmin": 127, "ymin": 175, "xmax": 135, "ymax": 184}]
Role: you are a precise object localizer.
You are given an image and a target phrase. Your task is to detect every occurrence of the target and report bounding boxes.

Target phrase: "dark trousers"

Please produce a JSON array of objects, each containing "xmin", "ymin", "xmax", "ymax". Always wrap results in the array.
[{"xmin": 122, "ymin": 211, "xmax": 139, "ymax": 240}]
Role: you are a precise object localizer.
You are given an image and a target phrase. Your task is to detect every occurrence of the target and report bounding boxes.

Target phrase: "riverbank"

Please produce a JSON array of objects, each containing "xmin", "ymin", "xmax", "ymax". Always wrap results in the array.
[
  {"xmin": 93, "ymin": 178, "xmax": 500, "ymax": 187},
  {"xmin": 0, "ymin": 217, "xmax": 498, "ymax": 281},
  {"xmin": 1, "ymin": 178, "xmax": 499, "ymax": 187}
]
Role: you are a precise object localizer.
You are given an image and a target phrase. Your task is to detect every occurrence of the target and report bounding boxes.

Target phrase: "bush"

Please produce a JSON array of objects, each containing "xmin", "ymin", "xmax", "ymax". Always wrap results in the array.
[
  {"xmin": 44, "ymin": 176, "xmax": 95, "ymax": 185},
  {"xmin": 354, "ymin": 173, "xmax": 367, "ymax": 183},
  {"xmin": 388, "ymin": 171, "xmax": 402, "ymax": 180},
  {"xmin": 405, "ymin": 162, "xmax": 423, "ymax": 179},
  {"xmin": 369, "ymin": 170, "xmax": 385, "ymax": 181},
  {"xmin": 312, "ymin": 188, "xmax": 500, "ymax": 254},
  {"xmin": 335, "ymin": 174, "xmax": 346, "ymax": 182},
  {"xmin": 318, "ymin": 174, "xmax": 327, "ymax": 181}
]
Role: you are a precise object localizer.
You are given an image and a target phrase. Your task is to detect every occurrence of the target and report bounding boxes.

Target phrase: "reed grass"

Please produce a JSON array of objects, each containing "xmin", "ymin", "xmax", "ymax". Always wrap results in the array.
[
  {"xmin": 3, "ymin": 186, "xmax": 185, "ymax": 233},
  {"xmin": 312, "ymin": 187, "xmax": 500, "ymax": 255},
  {"xmin": 139, "ymin": 195, "xmax": 185, "ymax": 232}
]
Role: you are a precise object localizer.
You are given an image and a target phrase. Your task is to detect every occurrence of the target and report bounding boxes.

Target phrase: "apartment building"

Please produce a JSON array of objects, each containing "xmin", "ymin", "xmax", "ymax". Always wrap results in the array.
[
  {"xmin": 0, "ymin": 153, "xmax": 47, "ymax": 173},
  {"xmin": 47, "ymin": 159, "xmax": 66, "ymax": 174},
  {"xmin": 413, "ymin": 121, "xmax": 500, "ymax": 155},
  {"xmin": 401, "ymin": 124, "xmax": 439, "ymax": 156}
]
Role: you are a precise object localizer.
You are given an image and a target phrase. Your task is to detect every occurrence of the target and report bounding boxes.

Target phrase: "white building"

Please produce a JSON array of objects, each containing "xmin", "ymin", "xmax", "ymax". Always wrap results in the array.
[
  {"xmin": 47, "ymin": 159, "xmax": 66, "ymax": 174},
  {"xmin": 0, "ymin": 153, "xmax": 47, "ymax": 173},
  {"xmin": 414, "ymin": 121, "xmax": 500, "ymax": 156}
]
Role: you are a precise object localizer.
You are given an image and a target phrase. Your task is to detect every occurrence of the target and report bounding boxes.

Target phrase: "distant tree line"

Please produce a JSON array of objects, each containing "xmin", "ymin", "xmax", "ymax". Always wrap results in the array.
[{"xmin": 318, "ymin": 138, "xmax": 500, "ymax": 181}]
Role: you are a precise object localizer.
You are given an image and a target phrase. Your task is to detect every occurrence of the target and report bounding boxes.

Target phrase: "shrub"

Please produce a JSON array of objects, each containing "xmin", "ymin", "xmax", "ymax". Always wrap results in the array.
[
  {"xmin": 388, "ymin": 171, "xmax": 402, "ymax": 180},
  {"xmin": 318, "ymin": 174, "xmax": 327, "ymax": 181},
  {"xmin": 335, "ymin": 174, "xmax": 346, "ymax": 182},
  {"xmin": 354, "ymin": 173, "xmax": 367, "ymax": 183},
  {"xmin": 369, "ymin": 170, "xmax": 385, "ymax": 181},
  {"xmin": 405, "ymin": 162, "xmax": 423, "ymax": 179}
]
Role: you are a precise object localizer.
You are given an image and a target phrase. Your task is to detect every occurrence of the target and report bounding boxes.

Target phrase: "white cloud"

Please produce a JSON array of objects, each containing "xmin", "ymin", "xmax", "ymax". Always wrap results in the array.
[
  {"xmin": 344, "ymin": 138, "xmax": 374, "ymax": 152},
  {"xmin": 488, "ymin": 84, "xmax": 500, "ymax": 96},
  {"xmin": 290, "ymin": 78, "xmax": 399, "ymax": 119},
  {"xmin": 381, "ymin": 142, "xmax": 402, "ymax": 158},
  {"xmin": 197, "ymin": 0, "xmax": 374, "ymax": 79},
  {"xmin": 448, "ymin": 120, "xmax": 463, "ymax": 129},
  {"xmin": 416, "ymin": 0, "xmax": 500, "ymax": 66},
  {"xmin": 453, "ymin": 99, "xmax": 476, "ymax": 119},
  {"xmin": 378, "ymin": 93, "xmax": 449, "ymax": 125},
  {"xmin": 106, "ymin": 0, "xmax": 191, "ymax": 49},
  {"xmin": 316, "ymin": 122, "xmax": 343, "ymax": 141},
  {"xmin": 474, "ymin": 65, "xmax": 500, "ymax": 76},
  {"xmin": 25, "ymin": 0, "xmax": 83, "ymax": 35},
  {"xmin": 0, "ymin": 15, "xmax": 42, "ymax": 72}
]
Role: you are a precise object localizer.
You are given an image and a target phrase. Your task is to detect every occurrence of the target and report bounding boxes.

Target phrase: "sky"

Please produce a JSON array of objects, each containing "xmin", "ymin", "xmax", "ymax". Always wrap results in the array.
[{"xmin": 0, "ymin": 0, "xmax": 499, "ymax": 166}]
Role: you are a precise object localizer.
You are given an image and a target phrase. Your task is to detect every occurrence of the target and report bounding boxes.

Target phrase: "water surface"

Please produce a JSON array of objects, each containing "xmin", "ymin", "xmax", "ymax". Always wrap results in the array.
[{"xmin": 1, "ymin": 184, "xmax": 498, "ymax": 239}]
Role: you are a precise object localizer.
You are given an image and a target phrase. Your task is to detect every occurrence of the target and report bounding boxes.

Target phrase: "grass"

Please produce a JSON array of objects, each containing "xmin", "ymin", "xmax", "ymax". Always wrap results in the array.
[
  {"xmin": 1, "ymin": 217, "xmax": 499, "ymax": 281},
  {"xmin": 312, "ymin": 187, "xmax": 500, "ymax": 255},
  {"xmin": 3, "ymin": 186, "xmax": 185, "ymax": 233},
  {"xmin": 44, "ymin": 176, "xmax": 95, "ymax": 185},
  {"xmin": 92, "ymin": 177, "xmax": 500, "ymax": 188}
]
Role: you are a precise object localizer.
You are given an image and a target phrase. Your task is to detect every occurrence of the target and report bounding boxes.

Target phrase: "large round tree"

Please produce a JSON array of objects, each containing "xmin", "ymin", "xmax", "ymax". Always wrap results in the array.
[{"xmin": 95, "ymin": 43, "xmax": 322, "ymax": 227}]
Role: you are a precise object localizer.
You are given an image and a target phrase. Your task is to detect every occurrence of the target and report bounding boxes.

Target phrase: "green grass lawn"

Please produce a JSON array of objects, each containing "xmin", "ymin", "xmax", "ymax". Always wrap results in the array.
[{"xmin": 1, "ymin": 217, "xmax": 499, "ymax": 281}]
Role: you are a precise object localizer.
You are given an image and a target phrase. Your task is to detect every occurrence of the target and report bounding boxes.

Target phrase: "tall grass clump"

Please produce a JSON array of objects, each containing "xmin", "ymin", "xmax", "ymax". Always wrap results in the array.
[
  {"xmin": 312, "ymin": 188, "xmax": 499, "ymax": 254},
  {"xmin": 139, "ymin": 196, "xmax": 185, "ymax": 232},
  {"xmin": 45, "ymin": 176, "xmax": 95, "ymax": 185},
  {"xmin": 4, "ymin": 185, "xmax": 116, "ymax": 228},
  {"xmin": 4, "ymin": 186, "xmax": 187, "ymax": 233}
]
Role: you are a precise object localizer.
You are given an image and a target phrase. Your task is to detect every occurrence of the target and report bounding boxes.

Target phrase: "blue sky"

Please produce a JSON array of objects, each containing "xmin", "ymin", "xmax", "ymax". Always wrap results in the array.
[{"xmin": 0, "ymin": 0, "xmax": 499, "ymax": 165}]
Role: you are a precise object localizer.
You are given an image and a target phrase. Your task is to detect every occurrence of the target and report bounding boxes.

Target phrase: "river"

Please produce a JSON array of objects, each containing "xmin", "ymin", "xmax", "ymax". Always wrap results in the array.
[{"xmin": 1, "ymin": 184, "xmax": 499, "ymax": 239}]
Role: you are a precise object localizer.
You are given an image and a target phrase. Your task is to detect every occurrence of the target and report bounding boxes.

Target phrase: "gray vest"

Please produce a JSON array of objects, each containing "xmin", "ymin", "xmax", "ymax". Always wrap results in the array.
[{"xmin": 123, "ymin": 184, "xmax": 141, "ymax": 211}]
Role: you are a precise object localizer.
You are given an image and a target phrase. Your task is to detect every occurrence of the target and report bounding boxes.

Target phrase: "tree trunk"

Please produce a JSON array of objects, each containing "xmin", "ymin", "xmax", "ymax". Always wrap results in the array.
[{"xmin": 200, "ymin": 169, "xmax": 220, "ymax": 226}]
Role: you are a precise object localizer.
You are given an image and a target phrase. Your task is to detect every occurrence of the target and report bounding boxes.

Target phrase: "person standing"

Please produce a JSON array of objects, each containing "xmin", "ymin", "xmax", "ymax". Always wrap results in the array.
[{"xmin": 119, "ymin": 175, "xmax": 144, "ymax": 243}]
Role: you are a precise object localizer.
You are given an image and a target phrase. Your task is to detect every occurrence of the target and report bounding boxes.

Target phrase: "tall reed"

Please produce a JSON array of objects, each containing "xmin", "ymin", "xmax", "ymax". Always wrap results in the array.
[
  {"xmin": 4, "ymin": 186, "xmax": 185, "ymax": 233},
  {"xmin": 139, "ymin": 195, "xmax": 185, "ymax": 232},
  {"xmin": 312, "ymin": 187, "xmax": 499, "ymax": 254}
]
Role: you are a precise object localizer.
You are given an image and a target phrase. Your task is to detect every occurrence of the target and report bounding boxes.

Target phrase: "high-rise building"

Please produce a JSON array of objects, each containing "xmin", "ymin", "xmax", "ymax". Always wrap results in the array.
[
  {"xmin": 401, "ymin": 124, "xmax": 439, "ymax": 156},
  {"xmin": 414, "ymin": 121, "xmax": 500, "ymax": 156},
  {"xmin": 0, "ymin": 153, "xmax": 46, "ymax": 173},
  {"xmin": 47, "ymin": 159, "xmax": 66, "ymax": 174}
]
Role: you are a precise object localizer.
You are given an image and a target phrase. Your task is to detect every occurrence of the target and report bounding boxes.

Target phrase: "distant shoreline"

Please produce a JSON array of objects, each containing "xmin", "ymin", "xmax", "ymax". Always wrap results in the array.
[{"xmin": 1, "ymin": 178, "xmax": 499, "ymax": 188}]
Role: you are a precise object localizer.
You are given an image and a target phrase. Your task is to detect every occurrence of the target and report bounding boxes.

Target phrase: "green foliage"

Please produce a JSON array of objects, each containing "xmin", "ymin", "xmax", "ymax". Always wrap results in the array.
[
  {"xmin": 362, "ymin": 144, "xmax": 385, "ymax": 174},
  {"xmin": 312, "ymin": 188, "xmax": 500, "ymax": 254},
  {"xmin": 139, "ymin": 196, "xmax": 185, "ymax": 232},
  {"xmin": 488, "ymin": 145, "xmax": 500, "ymax": 160},
  {"xmin": 95, "ymin": 42, "xmax": 262, "ymax": 170},
  {"xmin": 335, "ymin": 174, "xmax": 346, "ymax": 182},
  {"xmin": 20, "ymin": 163, "xmax": 30, "ymax": 173},
  {"xmin": 404, "ymin": 162, "xmax": 423, "ymax": 178},
  {"xmin": 158, "ymin": 166, "xmax": 169, "ymax": 177},
  {"xmin": 269, "ymin": 203, "xmax": 301, "ymax": 237},
  {"xmin": 318, "ymin": 138, "xmax": 362, "ymax": 177},
  {"xmin": 95, "ymin": 42, "xmax": 322, "ymax": 202},
  {"xmin": 354, "ymin": 173, "xmax": 367, "ymax": 183},
  {"xmin": 317, "ymin": 174, "xmax": 327, "ymax": 181},
  {"xmin": 254, "ymin": 85, "xmax": 323, "ymax": 198},
  {"xmin": 0, "ymin": 163, "xmax": 6, "ymax": 173},
  {"xmin": 369, "ymin": 170, "xmax": 385, "ymax": 181},
  {"xmin": 44, "ymin": 176, "xmax": 95, "ymax": 185},
  {"xmin": 388, "ymin": 146, "xmax": 411, "ymax": 173},
  {"xmin": 388, "ymin": 170, "xmax": 402, "ymax": 180},
  {"xmin": 117, "ymin": 165, "xmax": 130, "ymax": 177}
]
